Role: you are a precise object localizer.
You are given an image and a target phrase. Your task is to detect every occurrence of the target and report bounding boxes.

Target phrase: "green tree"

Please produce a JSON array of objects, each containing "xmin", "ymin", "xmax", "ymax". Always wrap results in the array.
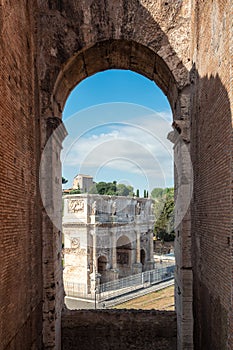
[
  {"xmin": 151, "ymin": 187, "xmax": 164, "ymax": 198},
  {"xmin": 107, "ymin": 181, "xmax": 117, "ymax": 195},
  {"xmin": 67, "ymin": 184, "xmax": 81, "ymax": 195},
  {"xmin": 67, "ymin": 189, "xmax": 81, "ymax": 195},
  {"xmin": 136, "ymin": 189, "xmax": 140, "ymax": 197},
  {"xmin": 151, "ymin": 187, "xmax": 175, "ymax": 242},
  {"xmin": 96, "ymin": 181, "xmax": 108, "ymax": 195},
  {"xmin": 93, "ymin": 181, "xmax": 134, "ymax": 196},
  {"xmin": 116, "ymin": 184, "xmax": 134, "ymax": 196},
  {"xmin": 88, "ymin": 184, "xmax": 98, "ymax": 194}
]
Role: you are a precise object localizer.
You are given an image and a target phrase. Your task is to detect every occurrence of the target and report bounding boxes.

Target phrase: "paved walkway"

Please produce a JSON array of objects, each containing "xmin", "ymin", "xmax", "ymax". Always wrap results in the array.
[{"xmin": 65, "ymin": 278, "xmax": 174, "ymax": 310}]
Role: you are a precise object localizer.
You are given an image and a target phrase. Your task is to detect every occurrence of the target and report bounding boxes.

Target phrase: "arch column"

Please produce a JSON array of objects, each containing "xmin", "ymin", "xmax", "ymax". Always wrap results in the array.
[
  {"xmin": 111, "ymin": 229, "xmax": 117, "ymax": 269},
  {"xmin": 44, "ymin": 33, "xmax": 192, "ymax": 350},
  {"xmin": 108, "ymin": 229, "xmax": 119, "ymax": 281},
  {"xmin": 168, "ymin": 120, "xmax": 193, "ymax": 350},
  {"xmin": 92, "ymin": 227, "xmax": 97, "ymax": 272},
  {"xmin": 40, "ymin": 117, "xmax": 67, "ymax": 350},
  {"xmin": 145, "ymin": 229, "xmax": 155, "ymax": 271},
  {"xmin": 132, "ymin": 222, "xmax": 142, "ymax": 274},
  {"xmin": 149, "ymin": 230, "xmax": 154, "ymax": 260},
  {"xmin": 136, "ymin": 230, "xmax": 141, "ymax": 264},
  {"xmin": 90, "ymin": 226, "xmax": 98, "ymax": 294}
]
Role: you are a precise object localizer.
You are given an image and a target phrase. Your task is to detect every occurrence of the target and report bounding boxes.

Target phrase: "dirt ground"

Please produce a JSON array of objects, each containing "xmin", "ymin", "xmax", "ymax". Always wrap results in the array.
[{"xmin": 113, "ymin": 285, "xmax": 175, "ymax": 311}]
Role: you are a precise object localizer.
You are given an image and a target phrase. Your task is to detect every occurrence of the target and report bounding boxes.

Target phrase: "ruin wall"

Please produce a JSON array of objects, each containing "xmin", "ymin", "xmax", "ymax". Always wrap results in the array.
[
  {"xmin": 190, "ymin": 1, "xmax": 232, "ymax": 349},
  {"xmin": 62, "ymin": 309, "xmax": 177, "ymax": 350},
  {"xmin": 0, "ymin": 1, "xmax": 43, "ymax": 349}
]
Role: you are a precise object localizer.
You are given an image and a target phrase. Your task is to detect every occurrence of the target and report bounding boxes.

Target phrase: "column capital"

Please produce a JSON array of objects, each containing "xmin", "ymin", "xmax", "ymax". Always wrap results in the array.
[{"xmin": 46, "ymin": 116, "xmax": 68, "ymax": 144}]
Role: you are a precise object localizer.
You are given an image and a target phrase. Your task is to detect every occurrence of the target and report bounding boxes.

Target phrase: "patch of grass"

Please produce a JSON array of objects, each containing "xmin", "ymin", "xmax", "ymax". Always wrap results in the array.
[{"xmin": 112, "ymin": 285, "xmax": 174, "ymax": 310}]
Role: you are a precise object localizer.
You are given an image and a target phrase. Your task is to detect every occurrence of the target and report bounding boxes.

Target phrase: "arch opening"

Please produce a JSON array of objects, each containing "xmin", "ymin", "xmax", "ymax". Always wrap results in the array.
[
  {"xmin": 97, "ymin": 255, "xmax": 108, "ymax": 284},
  {"xmin": 116, "ymin": 235, "xmax": 132, "ymax": 278},
  {"xmin": 60, "ymin": 67, "xmax": 176, "ymax": 312},
  {"xmin": 46, "ymin": 36, "xmax": 193, "ymax": 348},
  {"xmin": 140, "ymin": 248, "xmax": 146, "ymax": 271},
  {"xmin": 52, "ymin": 39, "xmax": 179, "ymax": 119}
]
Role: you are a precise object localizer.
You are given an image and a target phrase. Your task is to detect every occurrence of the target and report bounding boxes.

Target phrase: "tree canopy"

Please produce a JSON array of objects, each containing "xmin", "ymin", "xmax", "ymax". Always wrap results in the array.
[
  {"xmin": 89, "ymin": 181, "xmax": 134, "ymax": 196},
  {"xmin": 67, "ymin": 188, "xmax": 81, "ymax": 195},
  {"xmin": 151, "ymin": 187, "xmax": 175, "ymax": 242},
  {"xmin": 65, "ymin": 184, "xmax": 81, "ymax": 195},
  {"xmin": 116, "ymin": 183, "xmax": 134, "ymax": 196}
]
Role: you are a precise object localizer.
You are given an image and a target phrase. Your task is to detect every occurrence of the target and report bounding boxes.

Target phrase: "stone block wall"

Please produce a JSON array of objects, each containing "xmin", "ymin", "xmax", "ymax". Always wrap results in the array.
[{"xmin": 62, "ymin": 309, "xmax": 177, "ymax": 350}]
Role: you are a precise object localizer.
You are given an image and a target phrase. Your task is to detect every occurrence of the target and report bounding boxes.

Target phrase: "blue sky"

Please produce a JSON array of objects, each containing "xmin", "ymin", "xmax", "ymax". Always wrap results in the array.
[{"xmin": 62, "ymin": 69, "xmax": 174, "ymax": 195}]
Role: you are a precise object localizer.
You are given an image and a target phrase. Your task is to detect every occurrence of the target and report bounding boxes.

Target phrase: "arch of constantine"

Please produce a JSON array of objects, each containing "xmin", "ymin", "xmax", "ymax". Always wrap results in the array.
[
  {"xmin": 63, "ymin": 194, "xmax": 155, "ymax": 295},
  {"xmin": 0, "ymin": 1, "xmax": 232, "ymax": 350}
]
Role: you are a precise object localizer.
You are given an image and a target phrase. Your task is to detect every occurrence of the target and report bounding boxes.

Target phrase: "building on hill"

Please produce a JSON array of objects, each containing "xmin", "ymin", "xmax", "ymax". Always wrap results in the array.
[
  {"xmin": 73, "ymin": 174, "xmax": 94, "ymax": 192},
  {"xmin": 62, "ymin": 194, "xmax": 155, "ymax": 295}
]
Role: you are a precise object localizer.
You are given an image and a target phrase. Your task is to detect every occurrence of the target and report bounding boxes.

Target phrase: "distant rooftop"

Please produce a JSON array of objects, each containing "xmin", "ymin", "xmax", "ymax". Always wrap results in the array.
[{"xmin": 74, "ymin": 174, "xmax": 93, "ymax": 178}]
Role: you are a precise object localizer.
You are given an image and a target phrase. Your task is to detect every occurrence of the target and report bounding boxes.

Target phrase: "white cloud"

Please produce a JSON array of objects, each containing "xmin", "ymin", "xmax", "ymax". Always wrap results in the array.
[{"xmin": 60, "ymin": 103, "xmax": 174, "ymax": 190}]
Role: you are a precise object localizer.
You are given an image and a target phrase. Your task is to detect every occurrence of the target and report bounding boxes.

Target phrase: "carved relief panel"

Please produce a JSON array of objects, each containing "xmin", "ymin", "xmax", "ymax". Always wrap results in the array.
[{"xmin": 68, "ymin": 200, "xmax": 84, "ymax": 213}]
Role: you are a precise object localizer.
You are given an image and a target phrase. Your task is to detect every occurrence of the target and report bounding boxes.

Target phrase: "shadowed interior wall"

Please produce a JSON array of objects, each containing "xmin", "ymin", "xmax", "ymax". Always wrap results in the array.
[
  {"xmin": 38, "ymin": 1, "xmax": 192, "ymax": 349},
  {"xmin": 190, "ymin": 1, "xmax": 232, "ymax": 349},
  {"xmin": 0, "ymin": 1, "xmax": 42, "ymax": 349}
]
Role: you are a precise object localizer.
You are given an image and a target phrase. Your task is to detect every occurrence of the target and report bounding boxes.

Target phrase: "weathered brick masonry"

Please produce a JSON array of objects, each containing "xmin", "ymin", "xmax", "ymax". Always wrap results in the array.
[
  {"xmin": 0, "ymin": 1, "xmax": 42, "ymax": 349},
  {"xmin": 190, "ymin": 1, "xmax": 232, "ymax": 349},
  {"xmin": 62, "ymin": 309, "xmax": 177, "ymax": 350},
  {"xmin": 0, "ymin": 1, "xmax": 232, "ymax": 350}
]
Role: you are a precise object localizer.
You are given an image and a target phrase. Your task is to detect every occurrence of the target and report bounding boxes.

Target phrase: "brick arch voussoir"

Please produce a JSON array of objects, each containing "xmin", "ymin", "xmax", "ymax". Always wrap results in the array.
[{"xmin": 51, "ymin": 39, "xmax": 185, "ymax": 120}]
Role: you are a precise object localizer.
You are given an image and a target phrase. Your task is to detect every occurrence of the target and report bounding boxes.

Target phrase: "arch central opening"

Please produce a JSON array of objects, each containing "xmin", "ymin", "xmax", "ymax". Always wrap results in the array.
[
  {"xmin": 116, "ymin": 235, "xmax": 132, "ymax": 278},
  {"xmin": 61, "ymin": 67, "xmax": 175, "ymax": 311}
]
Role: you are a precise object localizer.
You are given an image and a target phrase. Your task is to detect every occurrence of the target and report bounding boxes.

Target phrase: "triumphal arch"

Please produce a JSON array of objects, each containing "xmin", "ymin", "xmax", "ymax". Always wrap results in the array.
[
  {"xmin": 63, "ymin": 194, "xmax": 155, "ymax": 294},
  {"xmin": 0, "ymin": 1, "xmax": 232, "ymax": 350}
]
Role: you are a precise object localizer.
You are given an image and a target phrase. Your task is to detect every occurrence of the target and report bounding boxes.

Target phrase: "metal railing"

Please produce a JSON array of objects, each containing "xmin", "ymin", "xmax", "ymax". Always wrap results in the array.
[
  {"xmin": 98, "ymin": 264, "xmax": 175, "ymax": 301},
  {"xmin": 64, "ymin": 281, "xmax": 92, "ymax": 299},
  {"xmin": 64, "ymin": 263, "xmax": 175, "ymax": 302}
]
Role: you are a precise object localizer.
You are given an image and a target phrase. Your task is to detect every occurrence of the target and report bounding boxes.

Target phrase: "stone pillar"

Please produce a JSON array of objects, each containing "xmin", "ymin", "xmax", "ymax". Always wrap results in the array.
[
  {"xmin": 136, "ymin": 230, "xmax": 141, "ymax": 263},
  {"xmin": 90, "ymin": 214, "xmax": 97, "ymax": 224},
  {"xmin": 145, "ymin": 230, "xmax": 155, "ymax": 271},
  {"xmin": 112, "ymin": 230, "xmax": 117, "ymax": 269},
  {"xmin": 168, "ymin": 121, "xmax": 193, "ymax": 350},
  {"xmin": 90, "ymin": 227, "xmax": 97, "ymax": 294},
  {"xmin": 90, "ymin": 273, "xmax": 96, "ymax": 294},
  {"xmin": 40, "ymin": 117, "xmax": 67, "ymax": 350},
  {"xmin": 132, "ymin": 226, "xmax": 142, "ymax": 274},
  {"xmin": 92, "ymin": 228, "xmax": 97, "ymax": 272},
  {"xmin": 109, "ymin": 229, "xmax": 119, "ymax": 280},
  {"xmin": 150, "ymin": 230, "xmax": 154, "ymax": 260}
]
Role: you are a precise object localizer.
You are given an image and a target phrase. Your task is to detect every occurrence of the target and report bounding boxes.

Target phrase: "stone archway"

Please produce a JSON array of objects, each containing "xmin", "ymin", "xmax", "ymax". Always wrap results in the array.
[
  {"xmin": 41, "ymin": 40, "xmax": 192, "ymax": 350},
  {"xmin": 116, "ymin": 235, "xmax": 132, "ymax": 278},
  {"xmin": 97, "ymin": 255, "xmax": 108, "ymax": 283},
  {"xmin": 97, "ymin": 255, "xmax": 107, "ymax": 273},
  {"xmin": 43, "ymin": 41, "xmax": 192, "ymax": 350},
  {"xmin": 0, "ymin": 1, "xmax": 231, "ymax": 349},
  {"xmin": 140, "ymin": 248, "xmax": 146, "ymax": 271},
  {"xmin": 38, "ymin": 3, "xmax": 193, "ymax": 349}
]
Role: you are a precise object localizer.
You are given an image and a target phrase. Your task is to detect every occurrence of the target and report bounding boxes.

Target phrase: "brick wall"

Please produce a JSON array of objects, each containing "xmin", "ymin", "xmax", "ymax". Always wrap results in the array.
[
  {"xmin": 0, "ymin": 1, "xmax": 232, "ymax": 349},
  {"xmin": 0, "ymin": 1, "xmax": 42, "ymax": 349},
  {"xmin": 62, "ymin": 309, "xmax": 177, "ymax": 350},
  {"xmin": 190, "ymin": 1, "xmax": 232, "ymax": 349},
  {"xmin": 37, "ymin": 2, "xmax": 192, "ymax": 348}
]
